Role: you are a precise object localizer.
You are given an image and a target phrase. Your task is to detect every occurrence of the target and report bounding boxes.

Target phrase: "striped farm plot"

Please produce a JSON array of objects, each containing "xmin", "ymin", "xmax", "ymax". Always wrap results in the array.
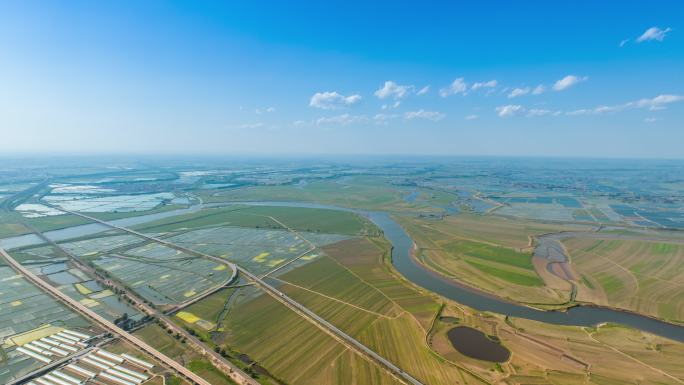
[
  {"xmin": 163, "ymin": 226, "xmax": 350, "ymax": 275},
  {"xmin": 58, "ymin": 234, "xmax": 142, "ymax": 257},
  {"xmin": 20, "ymin": 257, "xmax": 144, "ymax": 323},
  {"xmin": 565, "ymin": 237, "xmax": 684, "ymax": 322},
  {"xmin": 0, "ymin": 266, "xmax": 89, "ymax": 340},
  {"xmin": 0, "ymin": 265, "xmax": 91, "ymax": 383},
  {"xmin": 92, "ymin": 243, "xmax": 230, "ymax": 305}
]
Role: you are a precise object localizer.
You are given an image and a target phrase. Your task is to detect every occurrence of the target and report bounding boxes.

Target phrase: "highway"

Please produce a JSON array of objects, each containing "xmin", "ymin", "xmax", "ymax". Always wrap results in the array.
[
  {"xmin": 0, "ymin": 246, "xmax": 214, "ymax": 385},
  {"xmin": 58, "ymin": 208, "xmax": 425, "ymax": 385},
  {"xmin": 23, "ymin": 222, "xmax": 258, "ymax": 385}
]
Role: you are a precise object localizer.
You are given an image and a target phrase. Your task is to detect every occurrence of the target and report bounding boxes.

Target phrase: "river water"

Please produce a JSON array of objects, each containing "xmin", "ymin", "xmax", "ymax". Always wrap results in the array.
[{"xmin": 3, "ymin": 200, "xmax": 683, "ymax": 342}]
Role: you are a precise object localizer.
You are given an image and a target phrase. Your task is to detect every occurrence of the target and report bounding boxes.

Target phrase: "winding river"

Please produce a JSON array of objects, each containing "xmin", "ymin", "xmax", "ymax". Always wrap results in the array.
[
  {"xmin": 239, "ymin": 202, "xmax": 684, "ymax": 343},
  {"xmin": 2, "ymin": 200, "xmax": 684, "ymax": 342}
]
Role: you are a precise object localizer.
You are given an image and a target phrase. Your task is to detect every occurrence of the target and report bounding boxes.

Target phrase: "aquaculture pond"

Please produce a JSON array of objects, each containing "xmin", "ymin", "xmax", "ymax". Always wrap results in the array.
[{"xmin": 447, "ymin": 326, "xmax": 510, "ymax": 362}]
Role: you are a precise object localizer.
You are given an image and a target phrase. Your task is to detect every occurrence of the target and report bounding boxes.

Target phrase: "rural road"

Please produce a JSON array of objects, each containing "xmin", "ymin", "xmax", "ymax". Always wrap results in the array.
[
  {"xmin": 57, "ymin": 207, "xmax": 426, "ymax": 385},
  {"xmin": 24, "ymin": 222, "xmax": 258, "ymax": 385},
  {"xmin": 0, "ymin": 246, "xmax": 214, "ymax": 385}
]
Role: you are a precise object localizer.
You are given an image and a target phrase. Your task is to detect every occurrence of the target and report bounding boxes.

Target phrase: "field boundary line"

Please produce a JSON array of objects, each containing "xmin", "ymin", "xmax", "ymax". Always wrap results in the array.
[
  {"xmin": 578, "ymin": 246, "xmax": 684, "ymax": 288},
  {"xmin": 579, "ymin": 249, "xmax": 640, "ymax": 296},
  {"xmin": 270, "ymin": 276, "xmax": 400, "ymax": 319},
  {"xmin": 327, "ymin": 250, "xmax": 407, "ymax": 319},
  {"xmin": 583, "ymin": 326, "xmax": 684, "ymax": 383}
]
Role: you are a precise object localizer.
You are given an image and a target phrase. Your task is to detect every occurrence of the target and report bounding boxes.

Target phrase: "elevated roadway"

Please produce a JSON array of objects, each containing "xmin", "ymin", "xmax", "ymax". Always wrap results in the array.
[
  {"xmin": 57, "ymin": 207, "xmax": 425, "ymax": 385},
  {"xmin": 0, "ymin": 247, "xmax": 214, "ymax": 385}
]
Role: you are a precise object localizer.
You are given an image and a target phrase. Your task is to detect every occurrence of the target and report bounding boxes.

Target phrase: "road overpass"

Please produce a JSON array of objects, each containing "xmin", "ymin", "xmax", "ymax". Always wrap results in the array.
[
  {"xmin": 0, "ymin": 247, "xmax": 215, "ymax": 385},
  {"xmin": 56, "ymin": 208, "xmax": 425, "ymax": 385},
  {"xmin": 22, "ymin": 222, "xmax": 258, "ymax": 385}
]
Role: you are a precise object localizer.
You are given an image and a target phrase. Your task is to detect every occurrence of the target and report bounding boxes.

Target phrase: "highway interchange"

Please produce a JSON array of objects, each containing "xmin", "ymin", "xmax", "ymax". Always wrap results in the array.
[
  {"xmin": 7, "ymin": 205, "xmax": 424, "ymax": 385},
  {"xmin": 58, "ymin": 207, "xmax": 425, "ymax": 385}
]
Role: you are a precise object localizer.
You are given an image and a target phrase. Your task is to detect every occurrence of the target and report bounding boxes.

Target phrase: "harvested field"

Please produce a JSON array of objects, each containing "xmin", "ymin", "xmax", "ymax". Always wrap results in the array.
[
  {"xmin": 566, "ymin": 237, "xmax": 684, "ymax": 322},
  {"xmin": 213, "ymin": 237, "xmax": 487, "ymax": 384}
]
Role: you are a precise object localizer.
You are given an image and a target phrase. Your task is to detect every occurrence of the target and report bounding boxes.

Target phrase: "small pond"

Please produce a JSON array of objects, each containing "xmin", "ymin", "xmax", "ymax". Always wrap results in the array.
[{"xmin": 447, "ymin": 326, "xmax": 510, "ymax": 363}]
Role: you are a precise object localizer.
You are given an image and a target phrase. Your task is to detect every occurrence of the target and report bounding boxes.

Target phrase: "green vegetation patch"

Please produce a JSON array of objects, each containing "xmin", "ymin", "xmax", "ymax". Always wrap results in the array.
[
  {"xmin": 445, "ymin": 239, "xmax": 535, "ymax": 270},
  {"xmin": 594, "ymin": 272, "xmax": 625, "ymax": 296},
  {"xmin": 651, "ymin": 242, "xmax": 677, "ymax": 255},
  {"xmin": 134, "ymin": 205, "xmax": 378, "ymax": 236},
  {"xmin": 204, "ymin": 178, "xmax": 406, "ymax": 210},
  {"xmin": 187, "ymin": 360, "xmax": 238, "ymax": 385},
  {"xmin": 465, "ymin": 260, "xmax": 544, "ymax": 287},
  {"xmin": 135, "ymin": 324, "xmax": 188, "ymax": 358},
  {"xmin": 182, "ymin": 288, "xmax": 235, "ymax": 324}
]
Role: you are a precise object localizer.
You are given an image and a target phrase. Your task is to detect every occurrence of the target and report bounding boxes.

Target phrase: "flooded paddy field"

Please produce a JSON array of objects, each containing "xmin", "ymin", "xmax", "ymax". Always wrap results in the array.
[
  {"xmin": 497, "ymin": 202, "xmax": 578, "ymax": 222},
  {"xmin": 21, "ymin": 258, "xmax": 145, "ymax": 323},
  {"xmin": 0, "ymin": 265, "xmax": 89, "ymax": 338},
  {"xmin": 9, "ymin": 240, "xmax": 146, "ymax": 323},
  {"xmin": 165, "ymin": 226, "xmax": 350, "ymax": 275},
  {"xmin": 14, "ymin": 203, "xmax": 64, "ymax": 218},
  {"xmin": 44, "ymin": 192, "xmax": 175, "ymax": 213},
  {"xmin": 92, "ymin": 242, "xmax": 230, "ymax": 305},
  {"xmin": 49, "ymin": 183, "xmax": 116, "ymax": 194},
  {"xmin": 63, "ymin": 170, "xmax": 177, "ymax": 185},
  {"xmin": 58, "ymin": 233, "xmax": 143, "ymax": 257},
  {"xmin": 0, "ymin": 264, "xmax": 92, "ymax": 383},
  {"xmin": 446, "ymin": 326, "xmax": 511, "ymax": 362}
]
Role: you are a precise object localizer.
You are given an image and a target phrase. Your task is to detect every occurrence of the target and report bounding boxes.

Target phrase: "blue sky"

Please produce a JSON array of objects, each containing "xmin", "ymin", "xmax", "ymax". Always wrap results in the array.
[{"xmin": 1, "ymin": 1, "xmax": 682, "ymax": 157}]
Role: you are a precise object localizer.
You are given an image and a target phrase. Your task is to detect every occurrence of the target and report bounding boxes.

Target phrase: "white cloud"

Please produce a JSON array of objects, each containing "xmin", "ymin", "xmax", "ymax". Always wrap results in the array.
[
  {"xmin": 553, "ymin": 75, "xmax": 587, "ymax": 91},
  {"xmin": 309, "ymin": 91, "xmax": 362, "ymax": 109},
  {"xmin": 644, "ymin": 117, "xmax": 658, "ymax": 123},
  {"xmin": 567, "ymin": 94, "xmax": 683, "ymax": 115},
  {"xmin": 526, "ymin": 109, "xmax": 553, "ymax": 117},
  {"xmin": 316, "ymin": 114, "xmax": 368, "ymax": 126},
  {"xmin": 464, "ymin": 114, "xmax": 479, "ymax": 120},
  {"xmin": 532, "ymin": 85, "xmax": 545, "ymax": 95},
  {"xmin": 374, "ymin": 81, "xmax": 413, "ymax": 99},
  {"xmin": 439, "ymin": 78, "xmax": 467, "ymax": 97},
  {"xmin": 637, "ymin": 26, "xmax": 672, "ymax": 43},
  {"xmin": 619, "ymin": 39, "xmax": 630, "ymax": 47},
  {"xmin": 405, "ymin": 109, "xmax": 445, "ymax": 121},
  {"xmin": 381, "ymin": 101, "xmax": 401, "ymax": 110},
  {"xmin": 565, "ymin": 109, "xmax": 592, "ymax": 116},
  {"xmin": 417, "ymin": 85, "xmax": 430, "ymax": 95},
  {"xmin": 373, "ymin": 113, "xmax": 399, "ymax": 125},
  {"xmin": 471, "ymin": 80, "xmax": 497, "ymax": 91},
  {"xmin": 508, "ymin": 87, "xmax": 531, "ymax": 98},
  {"xmin": 255, "ymin": 106, "xmax": 275, "ymax": 114},
  {"xmin": 496, "ymin": 105, "xmax": 522, "ymax": 117},
  {"xmin": 635, "ymin": 94, "xmax": 683, "ymax": 110}
]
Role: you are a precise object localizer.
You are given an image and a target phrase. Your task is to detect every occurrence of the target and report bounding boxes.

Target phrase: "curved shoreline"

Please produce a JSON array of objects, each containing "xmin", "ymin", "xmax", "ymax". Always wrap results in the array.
[
  {"xmin": 408, "ymin": 241, "xmax": 574, "ymax": 311},
  {"xmin": 369, "ymin": 210, "xmax": 684, "ymax": 342},
  {"xmin": 3, "ymin": 199, "xmax": 683, "ymax": 342},
  {"xmin": 410, "ymin": 238, "xmax": 684, "ymax": 328}
]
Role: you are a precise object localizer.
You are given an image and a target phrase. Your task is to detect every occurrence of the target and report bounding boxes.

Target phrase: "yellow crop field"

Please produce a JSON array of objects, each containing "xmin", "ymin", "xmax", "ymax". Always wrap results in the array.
[
  {"xmin": 176, "ymin": 311, "xmax": 201, "ymax": 324},
  {"xmin": 252, "ymin": 252, "xmax": 270, "ymax": 262}
]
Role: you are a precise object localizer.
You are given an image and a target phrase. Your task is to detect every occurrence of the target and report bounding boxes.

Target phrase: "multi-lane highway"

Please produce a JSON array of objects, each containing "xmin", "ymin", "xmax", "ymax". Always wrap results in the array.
[
  {"xmin": 58, "ymin": 207, "xmax": 425, "ymax": 385},
  {"xmin": 22, "ymin": 221, "xmax": 258, "ymax": 385},
  {"xmin": 0, "ymin": 246, "xmax": 214, "ymax": 385}
]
